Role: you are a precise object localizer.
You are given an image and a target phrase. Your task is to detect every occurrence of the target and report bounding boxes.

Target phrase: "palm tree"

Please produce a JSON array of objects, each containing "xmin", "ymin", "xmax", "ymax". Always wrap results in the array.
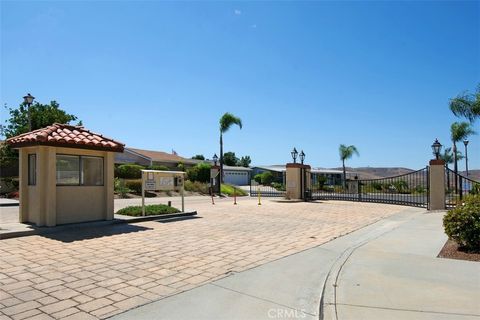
[
  {"xmin": 449, "ymin": 85, "xmax": 480, "ymax": 123},
  {"xmin": 219, "ymin": 113, "xmax": 242, "ymax": 186},
  {"xmin": 440, "ymin": 147, "xmax": 464, "ymax": 191},
  {"xmin": 339, "ymin": 144, "xmax": 359, "ymax": 188},
  {"xmin": 450, "ymin": 122, "xmax": 476, "ymax": 192}
]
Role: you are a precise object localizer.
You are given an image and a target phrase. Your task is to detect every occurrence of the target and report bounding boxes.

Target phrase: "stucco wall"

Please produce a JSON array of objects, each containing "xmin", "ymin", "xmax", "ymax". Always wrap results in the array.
[{"xmin": 56, "ymin": 186, "xmax": 105, "ymax": 224}]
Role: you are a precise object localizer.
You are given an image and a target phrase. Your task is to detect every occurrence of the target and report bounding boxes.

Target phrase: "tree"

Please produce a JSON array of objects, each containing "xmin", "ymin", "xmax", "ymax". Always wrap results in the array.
[
  {"xmin": 1, "ymin": 100, "xmax": 80, "ymax": 166},
  {"xmin": 450, "ymin": 122, "xmax": 476, "ymax": 191},
  {"xmin": 191, "ymin": 155, "xmax": 205, "ymax": 160},
  {"xmin": 238, "ymin": 155, "xmax": 251, "ymax": 167},
  {"xmin": 449, "ymin": 85, "xmax": 480, "ymax": 123},
  {"xmin": 440, "ymin": 147, "xmax": 464, "ymax": 191},
  {"xmin": 223, "ymin": 152, "xmax": 238, "ymax": 166},
  {"xmin": 339, "ymin": 144, "xmax": 359, "ymax": 188},
  {"xmin": 219, "ymin": 113, "xmax": 242, "ymax": 186}
]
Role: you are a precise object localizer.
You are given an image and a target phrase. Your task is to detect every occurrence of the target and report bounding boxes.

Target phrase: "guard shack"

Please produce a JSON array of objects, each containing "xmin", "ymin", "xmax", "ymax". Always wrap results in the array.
[{"xmin": 6, "ymin": 123, "xmax": 125, "ymax": 227}]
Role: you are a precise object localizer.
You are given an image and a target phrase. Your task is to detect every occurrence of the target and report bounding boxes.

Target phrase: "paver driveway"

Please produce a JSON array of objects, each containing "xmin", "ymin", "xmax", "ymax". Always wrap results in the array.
[{"xmin": 0, "ymin": 198, "xmax": 410, "ymax": 319}]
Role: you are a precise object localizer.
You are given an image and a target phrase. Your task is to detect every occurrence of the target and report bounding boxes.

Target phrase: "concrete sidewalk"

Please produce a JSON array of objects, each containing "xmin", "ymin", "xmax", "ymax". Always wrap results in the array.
[{"xmin": 110, "ymin": 207, "xmax": 480, "ymax": 320}]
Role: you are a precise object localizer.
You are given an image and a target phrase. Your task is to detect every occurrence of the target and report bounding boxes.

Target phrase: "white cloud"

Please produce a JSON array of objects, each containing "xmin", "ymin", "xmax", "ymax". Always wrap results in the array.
[{"xmin": 234, "ymin": 9, "xmax": 242, "ymax": 15}]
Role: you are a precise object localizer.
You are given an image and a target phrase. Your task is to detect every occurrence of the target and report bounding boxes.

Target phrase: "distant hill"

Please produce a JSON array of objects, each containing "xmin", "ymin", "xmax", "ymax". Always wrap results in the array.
[{"xmin": 332, "ymin": 167, "xmax": 480, "ymax": 182}]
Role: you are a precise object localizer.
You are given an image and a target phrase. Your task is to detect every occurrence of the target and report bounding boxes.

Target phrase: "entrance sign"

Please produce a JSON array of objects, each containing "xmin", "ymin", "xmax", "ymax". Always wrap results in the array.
[{"xmin": 141, "ymin": 170, "xmax": 186, "ymax": 216}]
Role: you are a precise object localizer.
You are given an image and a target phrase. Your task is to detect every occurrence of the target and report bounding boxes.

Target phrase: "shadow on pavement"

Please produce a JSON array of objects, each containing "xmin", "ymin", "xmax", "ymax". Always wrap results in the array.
[
  {"xmin": 155, "ymin": 216, "xmax": 202, "ymax": 224},
  {"xmin": 40, "ymin": 224, "xmax": 153, "ymax": 243}
]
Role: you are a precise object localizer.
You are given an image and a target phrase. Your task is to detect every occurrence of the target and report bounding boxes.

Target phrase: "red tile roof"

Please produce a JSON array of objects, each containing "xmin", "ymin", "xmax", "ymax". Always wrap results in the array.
[{"xmin": 6, "ymin": 123, "xmax": 124, "ymax": 152}]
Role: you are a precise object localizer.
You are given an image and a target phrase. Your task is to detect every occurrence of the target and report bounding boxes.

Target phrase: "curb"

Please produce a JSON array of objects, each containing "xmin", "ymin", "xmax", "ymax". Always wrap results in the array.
[{"xmin": 0, "ymin": 211, "xmax": 197, "ymax": 240}]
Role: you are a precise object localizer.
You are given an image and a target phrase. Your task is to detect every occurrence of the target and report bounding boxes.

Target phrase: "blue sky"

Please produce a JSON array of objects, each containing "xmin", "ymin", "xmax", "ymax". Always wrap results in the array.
[{"xmin": 1, "ymin": 1, "xmax": 479, "ymax": 169}]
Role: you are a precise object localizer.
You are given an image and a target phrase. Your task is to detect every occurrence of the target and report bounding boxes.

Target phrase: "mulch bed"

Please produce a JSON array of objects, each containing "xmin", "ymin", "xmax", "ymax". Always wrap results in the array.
[{"xmin": 438, "ymin": 239, "xmax": 480, "ymax": 262}]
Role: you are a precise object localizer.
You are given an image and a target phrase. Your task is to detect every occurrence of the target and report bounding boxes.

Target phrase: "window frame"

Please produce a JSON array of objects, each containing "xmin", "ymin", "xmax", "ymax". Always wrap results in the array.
[
  {"xmin": 56, "ymin": 154, "xmax": 104, "ymax": 187},
  {"xmin": 28, "ymin": 154, "xmax": 36, "ymax": 186}
]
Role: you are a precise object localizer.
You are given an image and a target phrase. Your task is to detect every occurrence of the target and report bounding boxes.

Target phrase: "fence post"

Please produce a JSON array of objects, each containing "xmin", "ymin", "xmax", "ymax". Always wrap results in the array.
[
  {"xmin": 286, "ymin": 163, "xmax": 311, "ymax": 200},
  {"xmin": 459, "ymin": 176, "xmax": 463, "ymax": 201},
  {"xmin": 429, "ymin": 159, "xmax": 446, "ymax": 210}
]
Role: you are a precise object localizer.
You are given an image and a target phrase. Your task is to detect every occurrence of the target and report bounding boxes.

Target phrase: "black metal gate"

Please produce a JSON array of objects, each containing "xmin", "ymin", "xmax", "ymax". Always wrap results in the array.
[
  {"xmin": 308, "ymin": 167, "xmax": 430, "ymax": 208},
  {"xmin": 445, "ymin": 168, "xmax": 480, "ymax": 208}
]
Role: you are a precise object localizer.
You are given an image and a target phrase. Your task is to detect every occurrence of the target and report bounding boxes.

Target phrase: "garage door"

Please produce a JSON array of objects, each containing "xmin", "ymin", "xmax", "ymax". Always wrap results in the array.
[{"xmin": 224, "ymin": 171, "xmax": 249, "ymax": 186}]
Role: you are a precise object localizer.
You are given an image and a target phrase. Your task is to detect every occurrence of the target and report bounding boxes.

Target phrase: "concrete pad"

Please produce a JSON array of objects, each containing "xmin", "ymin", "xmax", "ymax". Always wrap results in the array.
[
  {"xmin": 337, "ymin": 304, "xmax": 480, "ymax": 320},
  {"xmin": 336, "ymin": 247, "xmax": 480, "ymax": 316},
  {"xmin": 111, "ymin": 283, "xmax": 317, "ymax": 320},
  {"xmin": 214, "ymin": 247, "xmax": 338, "ymax": 316}
]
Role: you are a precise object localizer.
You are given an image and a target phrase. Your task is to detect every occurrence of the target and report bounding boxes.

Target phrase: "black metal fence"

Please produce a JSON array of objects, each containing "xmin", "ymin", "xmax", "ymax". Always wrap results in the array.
[
  {"xmin": 309, "ymin": 167, "xmax": 430, "ymax": 208},
  {"xmin": 445, "ymin": 168, "xmax": 480, "ymax": 208},
  {"xmin": 249, "ymin": 180, "xmax": 286, "ymax": 197}
]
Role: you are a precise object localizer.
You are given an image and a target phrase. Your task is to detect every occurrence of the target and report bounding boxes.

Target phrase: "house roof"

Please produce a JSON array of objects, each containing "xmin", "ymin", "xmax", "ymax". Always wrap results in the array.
[
  {"xmin": 252, "ymin": 165, "xmax": 347, "ymax": 174},
  {"xmin": 223, "ymin": 165, "xmax": 252, "ymax": 171},
  {"xmin": 6, "ymin": 123, "xmax": 125, "ymax": 152},
  {"xmin": 127, "ymin": 148, "xmax": 192, "ymax": 163}
]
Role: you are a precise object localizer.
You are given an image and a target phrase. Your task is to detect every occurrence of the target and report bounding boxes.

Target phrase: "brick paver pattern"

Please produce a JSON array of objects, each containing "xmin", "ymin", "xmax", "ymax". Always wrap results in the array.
[{"xmin": 0, "ymin": 198, "xmax": 409, "ymax": 319}]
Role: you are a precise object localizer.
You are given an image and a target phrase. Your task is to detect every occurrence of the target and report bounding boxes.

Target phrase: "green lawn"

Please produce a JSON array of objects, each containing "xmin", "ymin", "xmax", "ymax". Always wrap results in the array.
[{"xmin": 221, "ymin": 184, "xmax": 247, "ymax": 196}]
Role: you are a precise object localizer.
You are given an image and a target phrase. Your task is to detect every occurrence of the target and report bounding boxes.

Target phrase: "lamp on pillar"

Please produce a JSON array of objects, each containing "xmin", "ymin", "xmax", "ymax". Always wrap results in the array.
[
  {"xmin": 431, "ymin": 139, "xmax": 442, "ymax": 160},
  {"xmin": 463, "ymin": 140, "xmax": 469, "ymax": 176},
  {"xmin": 299, "ymin": 150, "xmax": 305, "ymax": 165},
  {"xmin": 291, "ymin": 148, "xmax": 298, "ymax": 163},
  {"xmin": 23, "ymin": 93, "xmax": 35, "ymax": 132},
  {"xmin": 212, "ymin": 153, "xmax": 218, "ymax": 167}
]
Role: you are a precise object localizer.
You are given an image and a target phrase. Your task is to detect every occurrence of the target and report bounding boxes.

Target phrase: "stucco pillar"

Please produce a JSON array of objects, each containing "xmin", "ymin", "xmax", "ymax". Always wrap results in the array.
[
  {"xmin": 286, "ymin": 163, "xmax": 311, "ymax": 200},
  {"xmin": 429, "ymin": 159, "xmax": 446, "ymax": 210},
  {"xmin": 105, "ymin": 152, "xmax": 114, "ymax": 220},
  {"xmin": 19, "ymin": 149, "xmax": 29, "ymax": 223},
  {"xmin": 44, "ymin": 147, "xmax": 57, "ymax": 227}
]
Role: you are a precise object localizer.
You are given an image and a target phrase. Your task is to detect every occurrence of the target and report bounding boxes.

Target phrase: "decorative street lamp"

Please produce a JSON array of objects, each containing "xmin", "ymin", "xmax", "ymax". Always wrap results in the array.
[
  {"xmin": 463, "ymin": 140, "xmax": 469, "ymax": 176},
  {"xmin": 212, "ymin": 153, "xmax": 218, "ymax": 166},
  {"xmin": 431, "ymin": 139, "xmax": 442, "ymax": 160},
  {"xmin": 23, "ymin": 93, "xmax": 35, "ymax": 131},
  {"xmin": 299, "ymin": 150, "xmax": 305, "ymax": 164},
  {"xmin": 291, "ymin": 147, "xmax": 298, "ymax": 163}
]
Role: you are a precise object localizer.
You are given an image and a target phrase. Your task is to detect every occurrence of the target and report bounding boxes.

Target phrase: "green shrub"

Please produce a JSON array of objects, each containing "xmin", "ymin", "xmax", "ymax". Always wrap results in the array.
[
  {"xmin": 114, "ymin": 178, "xmax": 131, "ymax": 198},
  {"xmin": 443, "ymin": 195, "xmax": 480, "ymax": 250},
  {"xmin": 116, "ymin": 204, "xmax": 180, "ymax": 216},
  {"xmin": 221, "ymin": 184, "xmax": 247, "ymax": 196},
  {"xmin": 260, "ymin": 171, "xmax": 274, "ymax": 185},
  {"xmin": 125, "ymin": 180, "xmax": 142, "ymax": 193},
  {"xmin": 184, "ymin": 180, "xmax": 210, "ymax": 194},
  {"xmin": 471, "ymin": 183, "xmax": 480, "ymax": 195},
  {"xmin": 116, "ymin": 164, "xmax": 144, "ymax": 179},
  {"xmin": 147, "ymin": 165, "xmax": 169, "ymax": 171},
  {"xmin": 186, "ymin": 163, "xmax": 211, "ymax": 183},
  {"xmin": 271, "ymin": 182, "xmax": 285, "ymax": 191},
  {"xmin": 254, "ymin": 174, "xmax": 262, "ymax": 184}
]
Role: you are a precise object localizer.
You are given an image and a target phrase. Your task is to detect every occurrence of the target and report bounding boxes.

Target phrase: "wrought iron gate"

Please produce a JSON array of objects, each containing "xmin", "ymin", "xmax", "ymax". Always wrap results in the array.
[
  {"xmin": 308, "ymin": 167, "xmax": 430, "ymax": 208},
  {"xmin": 445, "ymin": 168, "xmax": 480, "ymax": 208}
]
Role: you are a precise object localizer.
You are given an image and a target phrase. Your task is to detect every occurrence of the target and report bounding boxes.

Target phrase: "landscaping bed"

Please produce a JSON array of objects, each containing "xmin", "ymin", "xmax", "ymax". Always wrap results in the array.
[
  {"xmin": 116, "ymin": 204, "xmax": 180, "ymax": 216},
  {"xmin": 438, "ymin": 239, "xmax": 480, "ymax": 262}
]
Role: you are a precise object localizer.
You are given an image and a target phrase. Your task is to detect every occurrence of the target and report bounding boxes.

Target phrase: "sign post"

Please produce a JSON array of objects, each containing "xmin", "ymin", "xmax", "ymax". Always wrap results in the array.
[{"xmin": 141, "ymin": 170, "xmax": 186, "ymax": 215}]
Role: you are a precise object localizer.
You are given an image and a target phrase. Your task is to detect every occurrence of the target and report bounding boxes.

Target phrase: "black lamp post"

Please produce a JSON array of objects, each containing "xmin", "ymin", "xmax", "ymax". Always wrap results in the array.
[
  {"xmin": 299, "ymin": 150, "xmax": 305, "ymax": 165},
  {"xmin": 23, "ymin": 93, "xmax": 35, "ymax": 131},
  {"xmin": 212, "ymin": 153, "xmax": 218, "ymax": 166},
  {"xmin": 431, "ymin": 139, "xmax": 442, "ymax": 160},
  {"xmin": 463, "ymin": 140, "xmax": 469, "ymax": 176},
  {"xmin": 291, "ymin": 148, "xmax": 298, "ymax": 163}
]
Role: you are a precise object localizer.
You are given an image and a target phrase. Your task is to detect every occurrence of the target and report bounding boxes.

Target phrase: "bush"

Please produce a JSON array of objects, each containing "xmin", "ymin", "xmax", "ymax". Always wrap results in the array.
[
  {"xmin": 260, "ymin": 171, "xmax": 274, "ymax": 185},
  {"xmin": 116, "ymin": 204, "xmax": 180, "ymax": 216},
  {"xmin": 254, "ymin": 174, "xmax": 262, "ymax": 184},
  {"xmin": 125, "ymin": 180, "xmax": 142, "ymax": 193},
  {"xmin": 184, "ymin": 180, "xmax": 210, "ymax": 194},
  {"xmin": 116, "ymin": 164, "xmax": 144, "ymax": 179},
  {"xmin": 271, "ymin": 182, "xmax": 285, "ymax": 191},
  {"xmin": 114, "ymin": 178, "xmax": 131, "ymax": 198},
  {"xmin": 443, "ymin": 195, "xmax": 480, "ymax": 250},
  {"xmin": 186, "ymin": 163, "xmax": 211, "ymax": 183},
  {"xmin": 221, "ymin": 184, "xmax": 247, "ymax": 196}
]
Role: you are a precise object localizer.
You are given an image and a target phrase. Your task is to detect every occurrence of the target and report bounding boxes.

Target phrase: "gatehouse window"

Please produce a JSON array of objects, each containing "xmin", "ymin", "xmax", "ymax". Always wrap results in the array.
[
  {"xmin": 28, "ymin": 154, "xmax": 36, "ymax": 185},
  {"xmin": 56, "ymin": 155, "xmax": 104, "ymax": 186}
]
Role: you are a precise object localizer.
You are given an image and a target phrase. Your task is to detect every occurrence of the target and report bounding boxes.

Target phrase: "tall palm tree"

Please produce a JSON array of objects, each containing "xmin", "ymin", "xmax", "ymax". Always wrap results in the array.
[
  {"xmin": 450, "ymin": 122, "xmax": 476, "ymax": 191},
  {"xmin": 449, "ymin": 85, "xmax": 480, "ymax": 123},
  {"xmin": 339, "ymin": 144, "xmax": 359, "ymax": 188},
  {"xmin": 440, "ymin": 147, "xmax": 464, "ymax": 191},
  {"xmin": 219, "ymin": 113, "xmax": 242, "ymax": 186}
]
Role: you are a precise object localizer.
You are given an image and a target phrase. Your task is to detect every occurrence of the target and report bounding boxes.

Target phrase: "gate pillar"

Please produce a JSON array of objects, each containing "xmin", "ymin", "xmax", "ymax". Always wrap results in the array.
[
  {"xmin": 210, "ymin": 166, "xmax": 220, "ymax": 194},
  {"xmin": 429, "ymin": 159, "xmax": 445, "ymax": 210},
  {"xmin": 286, "ymin": 163, "xmax": 311, "ymax": 200}
]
